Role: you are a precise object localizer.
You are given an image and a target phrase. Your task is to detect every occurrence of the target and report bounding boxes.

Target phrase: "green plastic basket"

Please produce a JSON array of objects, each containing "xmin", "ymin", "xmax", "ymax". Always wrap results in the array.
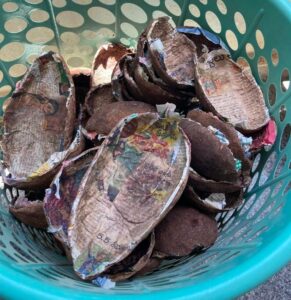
[{"xmin": 0, "ymin": 0, "xmax": 290, "ymax": 299}]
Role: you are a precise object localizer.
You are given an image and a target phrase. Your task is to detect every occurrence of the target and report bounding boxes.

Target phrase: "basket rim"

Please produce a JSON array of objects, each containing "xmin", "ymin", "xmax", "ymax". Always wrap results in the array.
[{"xmin": 0, "ymin": 220, "xmax": 290, "ymax": 300}]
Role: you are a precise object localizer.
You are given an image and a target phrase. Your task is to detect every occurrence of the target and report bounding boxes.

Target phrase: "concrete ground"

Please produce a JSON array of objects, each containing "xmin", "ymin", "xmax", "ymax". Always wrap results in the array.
[{"xmin": 239, "ymin": 263, "xmax": 291, "ymax": 299}]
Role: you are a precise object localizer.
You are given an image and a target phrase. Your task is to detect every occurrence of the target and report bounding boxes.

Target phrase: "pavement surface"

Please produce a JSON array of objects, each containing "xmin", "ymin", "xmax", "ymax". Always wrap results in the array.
[{"xmin": 239, "ymin": 263, "xmax": 291, "ymax": 299}]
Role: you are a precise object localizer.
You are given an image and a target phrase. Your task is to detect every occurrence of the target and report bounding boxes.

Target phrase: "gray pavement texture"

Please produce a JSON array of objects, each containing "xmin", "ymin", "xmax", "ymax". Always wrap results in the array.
[{"xmin": 238, "ymin": 263, "xmax": 291, "ymax": 299}]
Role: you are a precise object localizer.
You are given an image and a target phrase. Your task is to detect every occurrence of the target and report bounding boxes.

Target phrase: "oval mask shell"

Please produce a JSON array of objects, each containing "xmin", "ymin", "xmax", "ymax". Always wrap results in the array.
[
  {"xmin": 91, "ymin": 43, "xmax": 132, "ymax": 88},
  {"xmin": 154, "ymin": 205, "xmax": 218, "ymax": 257},
  {"xmin": 68, "ymin": 112, "xmax": 190, "ymax": 280},
  {"xmin": 147, "ymin": 17, "xmax": 196, "ymax": 90},
  {"xmin": 194, "ymin": 49, "xmax": 270, "ymax": 133},
  {"xmin": 111, "ymin": 53, "xmax": 153, "ymax": 103},
  {"xmin": 105, "ymin": 232, "xmax": 155, "ymax": 282},
  {"xmin": 44, "ymin": 147, "xmax": 98, "ymax": 245},
  {"xmin": 85, "ymin": 101, "xmax": 156, "ymax": 138},
  {"xmin": 84, "ymin": 84, "xmax": 116, "ymax": 117},
  {"xmin": 121, "ymin": 55, "xmax": 147, "ymax": 102},
  {"xmin": 82, "ymin": 84, "xmax": 116, "ymax": 140},
  {"xmin": 188, "ymin": 168, "xmax": 242, "ymax": 193},
  {"xmin": 180, "ymin": 118, "xmax": 238, "ymax": 183},
  {"xmin": 136, "ymin": 32, "xmax": 194, "ymax": 104},
  {"xmin": 2, "ymin": 52, "xmax": 83, "ymax": 189},
  {"xmin": 184, "ymin": 184, "xmax": 243, "ymax": 213},
  {"xmin": 177, "ymin": 26, "xmax": 229, "ymax": 58},
  {"xmin": 135, "ymin": 257, "xmax": 161, "ymax": 276},
  {"xmin": 111, "ymin": 55, "xmax": 135, "ymax": 102},
  {"xmin": 187, "ymin": 110, "xmax": 248, "ymax": 161},
  {"xmin": 133, "ymin": 61, "xmax": 189, "ymax": 106},
  {"xmin": 187, "ymin": 109, "xmax": 252, "ymax": 180},
  {"xmin": 9, "ymin": 197, "xmax": 47, "ymax": 229}
]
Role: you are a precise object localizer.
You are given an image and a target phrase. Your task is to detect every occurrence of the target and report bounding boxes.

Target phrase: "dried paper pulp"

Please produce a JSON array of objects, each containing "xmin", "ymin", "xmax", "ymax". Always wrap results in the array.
[{"xmin": 69, "ymin": 113, "xmax": 190, "ymax": 279}]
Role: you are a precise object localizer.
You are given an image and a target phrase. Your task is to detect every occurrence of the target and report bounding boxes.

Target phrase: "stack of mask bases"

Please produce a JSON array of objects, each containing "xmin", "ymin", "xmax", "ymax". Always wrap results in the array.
[{"xmin": 2, "ymin": 17, "xmax": 277, "ymax": 287}]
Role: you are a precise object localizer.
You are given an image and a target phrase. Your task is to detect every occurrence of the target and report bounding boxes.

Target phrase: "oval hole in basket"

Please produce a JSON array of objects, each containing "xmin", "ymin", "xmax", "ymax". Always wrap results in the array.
[
  {"xmin": 246, "ymin": 43, "xmax": 255, "ymax": 59},
  {"xmin": 247, "ymin": 172, "xmax": 259, "ymax": 192},
  {"xmin": 79, "ymin": 45, "xmax": 94, "ymax": 56},
  {"xmin": 246, "ymin": 187, "xmax": 271, "ymax": 219},
  {"xmin": 4, "ymin": 17, "xmax": 27, "ymax": 33},
  {"xmin": 0, "ymin": 85, "xmax": 12, "ymax": 98},
  {"xmin": 121, "ymin": 3, "xmax": 148, "ymax": 24},
  {"xmin": 120, "ymin": 22, "xmax": 139, "ymax": 38},
  {"xmin": 67, "ymin": 56, "xmax": 84, "ymax": 68},
  {"xmin": 221, "ymin": 209, "xmax": 237, "ymax": 227},
  {"xmin": 73, "ymin": 0, "xmax": 92, "ymax": 4},
  {"xmin": 29, "ymin": 9, "xmax": 50, "ymax": 23},
  {"xmin": 9, "ymin": 64, "xmax": 27, "ymax": 78},
  {"xmin": 281, "ymin": 69, "xmax": 290, "ymax": 92},
  {"xmin": 271, "ymin": 181, "xmax": 283, "ymax": 198},
  {"xmin": 52, "ymin": 0, "xmax": 66, "ymax": 8},
  {"xmin": 99, "ymin": 0, "xmax": 116, "ymax": 4},
  {"xmin": 184, "ymin": 19, "xmax": 200, "ymax": 27},
  {"xmin": 252, "ymin": 153, "xmax": 261, "ymax": 173},
  {"xmin": 25, "ymin": 0, "xmax": 43, "ymax": 4},
  {"xmin": 2, "ymin": 2, "xmax": 19, "ymax": 12},
  {"xmin": 280, "ymin": 123, "xmax": 290, "ymax": 150},
  {"xmin": 236, "ymin": 57, "xmax": 252, "ymax": 74},
  {"xmin": 189, "ymin": 4, "xmax": 200, "ymax": 18},
  {"xmin": 217, "ymin": 0, "xmax": 227, "ymax": 14},
  {"xmin": 61, "ymin": 46, "xmax": 74, "ymax": 56},
  {"xmin": 120, "ymin": 37, "xmax": 130, "ymax": 46},
  {"xmin": 152, "ymin": 9, "xmax": 167, "ymax": 17},
  {"xmin": 271, "ymin": 48, "xmax": 279, "ymax": 66},
  {"xmin": 57, "ymin": 11, "xmax": 84, "ymax": 28},
  {"xmin": 230, "ymin": 225, "xmax": 250, "ymax": 242},
  {"xmin": 27, "ymin": 54, "xmax": 39, "ymax": 64},
  {"xmin": 225, "ymin": 30, "xmax": 238, "ymax": 50},
  {"xmin": 144, "ymin": 0, "xmax": 160, "ymax": 6},
  {"xmin": 258, "ymin": 56, "xmax": 268, "ymax": 82},
  {"xmin": 206, "ymin": 11, "xmax": 221, "ymax": 33},
  {"xmin": 61, "ymin": 32, "xmax": 80, "ymax": 46},
  {"xmin": 280, "ymin": 105, "xmax": 286, "ymax": 121},
  {"xmin": 238, "ymin": 194, "xmax": 256, "ymax": 217},
  {"xmin": 26, "ymin": 27, "xmax": 54, "ymax": 44},
  {"xmin": 274, "ymin": 154, "xmax": 287, "ymax": 178},
  {"xmin": 256, "ymin": 29, "xmax": 265, "ymax": 49},
  {"xmin": 88, "ymin": 7, "xmax": 115, "ymax": 25},
  {"xmin": 253, "ymin": 201, "xmax": 276, "ymax": 224},
  {"xmin": 82, "ymin": 30, "xmax": 98, "ymax": 40},
  {"xmin": 268, "ymin": 84, "xmax": 276, "ymax": 106},
  {"xmin": 234, "ymin": 12, "xmax": 246, "ymax": 34},
  {"xmin": 258, "ymin": 151, "xmax": 277, "ymax": 186},
  {"xmin": 165, "ymin": 0, "xmax": 181, "ymax": 16},
  {"xmin": 0, "ymin": 42, "xmax": 25, "ymax": 62}
]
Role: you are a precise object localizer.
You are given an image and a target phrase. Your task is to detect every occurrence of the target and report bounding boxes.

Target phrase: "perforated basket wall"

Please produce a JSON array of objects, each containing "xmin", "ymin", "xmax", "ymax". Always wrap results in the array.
[{"xmin": 0, "ymin": 0, "xmax": 290, "ymax": 299}]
